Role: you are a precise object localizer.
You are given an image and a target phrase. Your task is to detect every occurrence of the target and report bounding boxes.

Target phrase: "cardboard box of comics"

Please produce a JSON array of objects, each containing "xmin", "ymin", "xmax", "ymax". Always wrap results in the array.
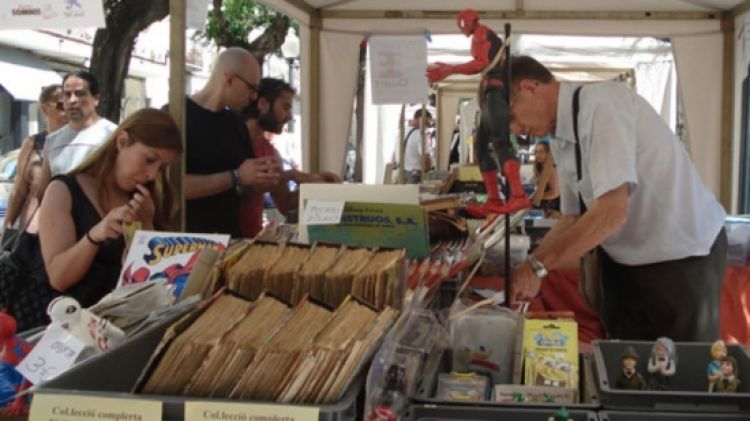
[{"xmin": 522, "ymin": 318, "xmax": 578, "ymax": 391}]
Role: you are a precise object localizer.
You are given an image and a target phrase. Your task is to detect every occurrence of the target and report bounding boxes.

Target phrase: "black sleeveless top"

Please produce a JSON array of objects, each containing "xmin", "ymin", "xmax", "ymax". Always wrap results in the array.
[{"xmin": 51, "ymin": 174, "xmax": 125, "ymax": 307}]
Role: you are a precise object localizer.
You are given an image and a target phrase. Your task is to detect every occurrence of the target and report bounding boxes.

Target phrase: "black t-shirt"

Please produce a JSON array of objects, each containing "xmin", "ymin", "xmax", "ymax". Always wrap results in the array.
[{"xmin": 185, "ymin": 97, "xmax": 253, "ymax": 236}]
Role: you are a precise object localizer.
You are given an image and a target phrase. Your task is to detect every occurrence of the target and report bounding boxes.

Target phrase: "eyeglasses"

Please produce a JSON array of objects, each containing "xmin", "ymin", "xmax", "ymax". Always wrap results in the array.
[{"xmin": 234, "ymin": 73, "xmax": 258, "ymax": 93}]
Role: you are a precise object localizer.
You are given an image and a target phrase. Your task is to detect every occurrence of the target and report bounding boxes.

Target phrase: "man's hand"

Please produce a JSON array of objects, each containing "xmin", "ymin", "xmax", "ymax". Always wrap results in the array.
[
  {"xmin": 510, "ymin": 260, "xmax": 542, "ymax": 303},
  {"xmin": 426, "ymin": 62, "xmax": 453, "ymax": 84},
  {"xmin": 238, "ymin": 157, "xmax": 282, "ymax": 190},
  {"xmin": 316, "ymin": 171, "xmax": 341, "ymax": 183}
]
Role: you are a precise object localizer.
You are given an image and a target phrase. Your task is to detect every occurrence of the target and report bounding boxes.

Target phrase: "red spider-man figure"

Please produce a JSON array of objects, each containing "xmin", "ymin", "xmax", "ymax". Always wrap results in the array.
[
  {"xmin": 427, "ymin": 9, "xmax": 530, "ymax": 216},
  {"xmin": 0, "ymin": 312, "xmax": 31, "ymax": 416}
]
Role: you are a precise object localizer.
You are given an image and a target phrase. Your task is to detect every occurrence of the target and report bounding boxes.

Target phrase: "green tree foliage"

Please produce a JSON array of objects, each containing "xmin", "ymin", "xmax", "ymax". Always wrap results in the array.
[{"xmin": 196, "ymin": 0, "xmax": 295, "ymax": 67}]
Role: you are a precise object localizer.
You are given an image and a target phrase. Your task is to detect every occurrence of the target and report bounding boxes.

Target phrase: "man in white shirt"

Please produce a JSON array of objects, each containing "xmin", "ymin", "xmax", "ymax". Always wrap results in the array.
[
  {"xmin": 40, "ymin": 71, "xmax": 117, "ymax": 188},
  {"xmin": 507, "ymin": 56, "xmax": 727, "ymax": 342},
  {"xmin": 403, "ymin": 109, "xmax": 432, "ymax": 184}
]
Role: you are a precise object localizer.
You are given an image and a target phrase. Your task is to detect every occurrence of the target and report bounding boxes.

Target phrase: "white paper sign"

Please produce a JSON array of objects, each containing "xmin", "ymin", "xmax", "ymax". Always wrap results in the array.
[
  {"xmin": 369, "ymin": 36, "xmax": 429, "ymax": 105},
  {"xmin": 303, "ymin": 200, "xmax": 345, "ymax": 225},
  {"xmin": 0, "ymin": 0, "xmax": 105, "ymax": 30},
  {"xmin": 18, "ymin": 327, "xmax": 87, "ymax": 385},
  {"xmin": 187, "ymin": 0, "xmax": 211, "ymax": 30}
]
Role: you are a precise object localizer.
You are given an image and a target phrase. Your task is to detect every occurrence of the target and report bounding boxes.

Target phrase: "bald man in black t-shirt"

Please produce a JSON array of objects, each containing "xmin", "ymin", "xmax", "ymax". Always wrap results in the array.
[{"xmin": 183, "ymin": 47, "xmax": 281, "ymax": 236}]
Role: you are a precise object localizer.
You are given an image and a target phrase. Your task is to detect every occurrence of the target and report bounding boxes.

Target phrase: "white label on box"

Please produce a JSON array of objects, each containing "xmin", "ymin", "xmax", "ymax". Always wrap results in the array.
[
  {"xmin": 303, "ymin": 200, "xmax": 345, "ymax": 225},
  {"xmin": 185, "ymin": 401, "xmax": 319, "ymax": 421},
  {"xmin": 18, "ymin": 326, "xmax": 87, "ymax": 385},
  {"xmin": 30, "ymin": 393, "xmax": 162, "ymax": 421}
]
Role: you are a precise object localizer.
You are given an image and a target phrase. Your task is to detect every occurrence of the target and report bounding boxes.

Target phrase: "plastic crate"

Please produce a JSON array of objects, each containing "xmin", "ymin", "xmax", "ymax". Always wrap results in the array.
[
  {"xmin": 592, "ymin": 340, "xmax": 750, "ymax": 412},
  {"xmin": 598, "ymin": 411, "xmax": 750, "ymax": 421},
  {"xmin": 38, "ymin": 309, "xmax": 362, "ymax": 421},
  {"xmin": 406, "ymin": 404, "xmax": 598, "ymax": 421},
  {"xmin": 412, "ymin": 348, "xmax": 599, "ymax": 410}
]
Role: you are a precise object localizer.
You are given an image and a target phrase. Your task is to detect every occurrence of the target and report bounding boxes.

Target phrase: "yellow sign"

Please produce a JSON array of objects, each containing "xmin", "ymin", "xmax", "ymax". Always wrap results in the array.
[
  {"xmin": 185, "ymin": 401, "xmax": 320, "ymax": 421},
  {"xmin": 30, "ymin": 393, "xmax": 162, "ymax": 421}
]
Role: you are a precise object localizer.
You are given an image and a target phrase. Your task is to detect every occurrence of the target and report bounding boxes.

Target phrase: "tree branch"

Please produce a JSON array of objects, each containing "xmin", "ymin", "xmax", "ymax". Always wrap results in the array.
[{"xmin": 248, "ymin": 14, "xmax": 291, "ymax": 64}]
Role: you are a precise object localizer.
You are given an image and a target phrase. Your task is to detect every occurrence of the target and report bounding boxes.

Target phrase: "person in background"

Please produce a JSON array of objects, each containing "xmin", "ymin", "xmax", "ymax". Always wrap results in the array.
[
  {"xmin": 508, "ymin": 55, "xmax": 726, "ymax": 342},
  {"xmin": 4, "ymin": 84, "xmax": 67, "ymax": 233},
  {"xmin": 38, "ymin": 108, "xmax": 181, "ymax": 309},
  {"xmin": 239, "ymin": 78, "xmax": 341, "ymax": 238},
  {"xmin": 449, "ymin": 117, "xmax": 461, "ymax": 166},
  {"xmin": 184, "ymin": 48, "xmax": 281, "ymax": 236},
  {"xmin": 532, "ymin": 139, "xmax": 560, "ymax": 216},
  {"xmin": 403, "ymin": 109, "xmax": 433, "ymax": 184},
  {"xmin": 39, "ymin": 71, "xmax": 117, "ymax": 193}
]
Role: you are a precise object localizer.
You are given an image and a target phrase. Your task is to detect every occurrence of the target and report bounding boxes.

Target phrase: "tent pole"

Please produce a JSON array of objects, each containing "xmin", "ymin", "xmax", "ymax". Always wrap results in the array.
[
  {"xmin": 720, "ymin": 13, "xmax": 735, "ymax": 211},
  {"xmin": 504, "ymin": 22, "xmax": 512, "ymax": 308},
  {"xmin": 321, "ymin": 10, "xmax": 719, "ymax": 21},
  {"xmin": 168, "ymin": 0, "xmax": 186, "ymax": 231},
  {"xmin": 309, "ymin": 13, "xmax": 322, "ymax": 173},
  {"xmin": 399, "ymin": 105, "xmax": 406, "ymax": 184}
]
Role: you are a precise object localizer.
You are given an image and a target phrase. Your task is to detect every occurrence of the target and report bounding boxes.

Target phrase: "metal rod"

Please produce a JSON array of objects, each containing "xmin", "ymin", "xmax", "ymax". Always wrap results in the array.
[{"xmin": 504, "ymin": 22, "xmax": 512, "ymax": 308}]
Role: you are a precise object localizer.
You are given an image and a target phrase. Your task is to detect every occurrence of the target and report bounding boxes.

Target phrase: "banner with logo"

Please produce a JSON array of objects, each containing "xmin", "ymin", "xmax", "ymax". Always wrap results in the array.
[
  {"xmin": 1, "ymin": 0, "xmax": 105, "ymax": 29},
  {"xmin": 369, "ymin": 35, "xmax": 429, "ymax": 105}
]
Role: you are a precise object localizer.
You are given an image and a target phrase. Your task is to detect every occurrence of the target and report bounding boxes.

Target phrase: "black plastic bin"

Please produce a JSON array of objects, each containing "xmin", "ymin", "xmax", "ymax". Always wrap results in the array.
[
  {"xmin": 598, "ymin": 410, "xmax": 750, "ymax": 421},
  {"xmin": 406, "ymin": 404, "xmax": 598, "ymax": 421},
  {"xmin": 37, "ymin": 308, "xmax": 362, "ymax": 421},
  {"xmin": 592, "ymin": 340, "xmax": 750, "ymax": 412}
]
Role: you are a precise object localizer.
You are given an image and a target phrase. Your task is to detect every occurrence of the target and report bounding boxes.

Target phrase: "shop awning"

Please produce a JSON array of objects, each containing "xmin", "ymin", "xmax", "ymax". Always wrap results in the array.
[{"xmin": 0, "ymin": 45, "xmax": 61, "ymax": 101}]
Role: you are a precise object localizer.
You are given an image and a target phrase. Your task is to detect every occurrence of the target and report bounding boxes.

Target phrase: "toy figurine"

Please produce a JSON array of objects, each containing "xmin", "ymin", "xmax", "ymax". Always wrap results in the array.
[
  {"xmin": 367, "ymin": 364, "xmax": 407, "ymax": 421},
  {"xmin": 615, "ymin": 346, "xmax": 647, "ymax": 390},
  {"xmin": 47, "ymin": 296, "xmax": 125, "ymax": 353},
  {"xmin": 547, "ymin": 407, "xmax": 572, "ymax": 421},
  {"xmin": 647, "ymin": 337, "xmax": 677, "ymax": 391},
  {"xmin": 707, "ymin": 339, "xmax": 727, "ymax": 392},
  {"xmin": 426, "ymin": 9, "xmax": 530, "ymax": 217},
  {"xmin": 0, "ymin": 312, "xmax": 31, "ymax": 416},
  {"xmin": 714, "ymin": 356, "xmax": 741, "ymax": 393}
]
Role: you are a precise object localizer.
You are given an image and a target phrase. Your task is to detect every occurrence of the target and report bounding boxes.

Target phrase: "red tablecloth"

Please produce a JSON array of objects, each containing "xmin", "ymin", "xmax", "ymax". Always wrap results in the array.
[
  {"xmin": 473, "ymin": 263, "xmax": 749, "ymax": 346},
  {"xmin": 721, "ymin": 262, "xmax": 750, "ymax": 345},
  {"xmin": 471, "ymin": 269, "xmax": 606, "ymax": 344}
]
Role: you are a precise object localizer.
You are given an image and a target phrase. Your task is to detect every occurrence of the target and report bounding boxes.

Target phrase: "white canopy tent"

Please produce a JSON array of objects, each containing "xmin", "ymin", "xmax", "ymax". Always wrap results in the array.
[
  {"xmin": 382, "ymin": 34, "xmax": 678, "ymax": 187},
  {"xmin": 168, "ymin": 0, "xmax": 749, "ymax": 212}
]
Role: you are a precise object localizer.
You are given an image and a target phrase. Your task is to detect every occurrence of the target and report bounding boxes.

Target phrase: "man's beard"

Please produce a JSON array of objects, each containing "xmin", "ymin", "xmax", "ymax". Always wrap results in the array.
[{"xmin": 257, "ymin": 111, "xmax": 285, "ymax": 134}]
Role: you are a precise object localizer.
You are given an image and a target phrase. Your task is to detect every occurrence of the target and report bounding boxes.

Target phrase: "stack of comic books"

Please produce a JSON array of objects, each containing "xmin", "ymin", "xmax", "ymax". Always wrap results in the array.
[
  {"xmin": 139, "ymin": 292, "xmax": 398, "ymax": 405},
  {"xmin": 223, "ymin": 242, "xmax": 405, "ymax": 311}
]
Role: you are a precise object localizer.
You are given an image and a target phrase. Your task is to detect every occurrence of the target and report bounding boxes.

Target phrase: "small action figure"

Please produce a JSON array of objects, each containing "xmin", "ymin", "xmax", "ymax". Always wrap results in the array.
[
  {"xmin": 0, "ymin": 313, "xmax": 31, "ymax": 416},
  {"xmin": 714, "ymin": 356, "xmax": 741, "ymax": 393},
  {"xmin": 615, "ymin": 346, "xmax": 647, "ymax": 390},
  {"xmin": 367, "ymin": 364, "xmax": 407, "ymax": 421},
  {"xmin": 547, "ymin": 407, "xmax": 572, "ymax": 421},
  {"xmin": 647, "ymin": 337, "xmax": 676, "ymax": 391},
  {"xmin": 426, "ymin": 9, "xmax": 530, "ymax": 217},
  {"xmin": 707, "ymin": 339, "xmax": 727, "ymax": 392}
]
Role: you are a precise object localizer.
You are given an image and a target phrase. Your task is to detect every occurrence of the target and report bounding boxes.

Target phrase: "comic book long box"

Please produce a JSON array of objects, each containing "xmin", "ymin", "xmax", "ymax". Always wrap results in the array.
[
  {"xmin": 306, "ymin": 201, "xmax": 430, "ymax": 259},
  {"xmin": 118, "ymin": 230, "xmax": 230, "ymax": 296}
]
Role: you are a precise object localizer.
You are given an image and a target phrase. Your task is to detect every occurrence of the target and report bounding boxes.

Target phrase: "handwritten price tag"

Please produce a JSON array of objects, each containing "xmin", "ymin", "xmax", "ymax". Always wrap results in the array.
[
  {"xmin": 303, "ymin": 200, "xmax": 345, "ymax": 225},
  {"xmin": 18, "ymin": 326, "xmax": 87, "ymax": 385}
]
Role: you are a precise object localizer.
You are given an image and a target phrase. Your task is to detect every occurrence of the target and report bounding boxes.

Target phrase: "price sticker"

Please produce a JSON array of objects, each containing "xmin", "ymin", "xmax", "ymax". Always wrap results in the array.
[
  {"xmin": 303, "ymin": 200, "xmax": 345, "ymax": 225},
  {"xmin": 17, "ymin": 326, "xmax": 87, "ymax": 385}
]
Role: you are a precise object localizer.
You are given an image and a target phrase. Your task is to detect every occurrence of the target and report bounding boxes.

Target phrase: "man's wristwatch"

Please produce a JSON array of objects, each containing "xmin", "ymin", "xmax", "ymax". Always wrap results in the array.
[
  {"xmin": 527, "ymin": 255, "xmax": 549, "ymax": 279},
  {"xmin": 229, "ymin": 169, "xmax": 241, "ymax": 194}
]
